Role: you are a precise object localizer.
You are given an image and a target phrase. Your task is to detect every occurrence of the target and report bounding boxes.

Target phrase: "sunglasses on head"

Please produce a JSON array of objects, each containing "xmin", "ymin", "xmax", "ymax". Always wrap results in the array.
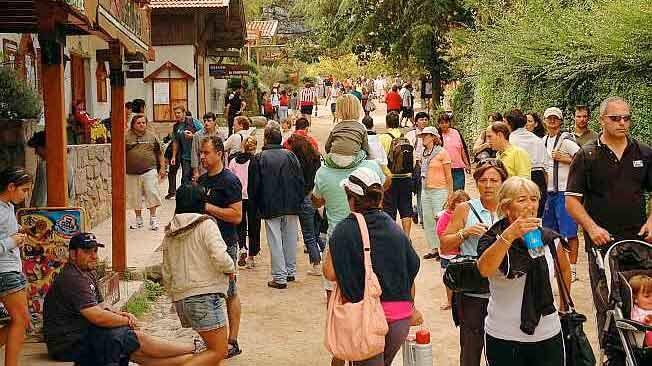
[
  {"xmin": 476, "ymin": 158, "xmax": 501, "ymax": 167},
  {"xmin": 606, "ymin": 114, "xmax": 631, "ymax": 123}
]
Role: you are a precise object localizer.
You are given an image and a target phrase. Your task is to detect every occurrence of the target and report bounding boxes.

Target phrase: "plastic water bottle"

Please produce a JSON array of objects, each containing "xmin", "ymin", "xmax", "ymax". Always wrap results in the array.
[
  {"xmin": 403, "ymin": 329, "xmax": 433, "ymax": 366},
  {"xmin": 414, "ymin": 329, "xmax": 433, "ymax": 365},
  {"xmin": 523, "ymin": 228, "xmax": 545, "ymax": 258}
]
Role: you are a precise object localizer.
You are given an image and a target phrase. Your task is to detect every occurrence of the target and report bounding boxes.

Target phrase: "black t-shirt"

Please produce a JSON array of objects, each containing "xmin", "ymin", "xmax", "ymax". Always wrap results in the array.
[
  {"xmin": 43, "ymin": 263, "xmax": 103, "ymax": 355},
  {"xmin": 198, "ymin": 168, "xmax": 242, "ymax": 244},
  {"xmin": 566, "ymin": 136, "xmax": 652, "ymax": 244},
  {"xmin": 330, "ymin": 210, "xmax": 420, "ymax": 303}
]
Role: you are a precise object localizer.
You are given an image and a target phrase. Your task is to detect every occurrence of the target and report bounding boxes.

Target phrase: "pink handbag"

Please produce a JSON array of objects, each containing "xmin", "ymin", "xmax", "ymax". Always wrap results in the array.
[{"xmin": 325, "ymin": 212, "xmax": 389, "ymax": 361}]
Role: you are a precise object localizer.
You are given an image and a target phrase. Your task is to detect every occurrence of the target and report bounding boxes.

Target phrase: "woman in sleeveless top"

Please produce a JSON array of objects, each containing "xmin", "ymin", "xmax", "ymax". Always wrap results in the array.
[{"xmin": 439, "ymin": 159, "xmax": 508, "ymax": 366}]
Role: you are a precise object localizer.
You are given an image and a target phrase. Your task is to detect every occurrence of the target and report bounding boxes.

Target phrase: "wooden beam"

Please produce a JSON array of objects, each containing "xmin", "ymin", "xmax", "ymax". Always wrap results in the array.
[
  {"xmin": 39, "ymin": 20, "xmax": 68, "ymax": 207},
  {"xmin": 109, "ymin": 41, "xmax": 127, "ymax": 273}
]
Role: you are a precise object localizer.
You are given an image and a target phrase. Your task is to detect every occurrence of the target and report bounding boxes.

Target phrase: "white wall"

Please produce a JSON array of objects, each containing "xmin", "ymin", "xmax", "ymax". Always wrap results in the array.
[
  {"xmin": 65, "ymin": 35, "xmax": 111, "ymax": 120},
  {"xmin": 126, "ymin": 44, "xmax": 198, "ymax": 121}
]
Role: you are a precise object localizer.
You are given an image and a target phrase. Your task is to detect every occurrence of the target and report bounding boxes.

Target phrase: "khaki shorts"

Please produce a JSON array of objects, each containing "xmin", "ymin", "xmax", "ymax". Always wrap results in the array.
[{"xmin": 126, "ymin": 169, "xmax": 162, "ymax": 210}]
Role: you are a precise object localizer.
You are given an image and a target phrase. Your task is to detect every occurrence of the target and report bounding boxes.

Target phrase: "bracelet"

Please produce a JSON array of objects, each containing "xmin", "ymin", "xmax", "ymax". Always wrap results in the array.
[
  {"xmin": 457, "ymin": 229, "xmax": 465, "ymax": 241},
  {"xmin": 496, "ymin": 234, "xmax": 511, "ymax": 245}
]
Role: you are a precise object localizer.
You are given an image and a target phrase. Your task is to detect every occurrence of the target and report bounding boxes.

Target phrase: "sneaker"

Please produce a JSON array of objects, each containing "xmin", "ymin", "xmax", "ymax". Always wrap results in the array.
[
  {"xmin": 193, "ymin": 338, "xmax": 207, "ymax": 354},
  {"xmin": 129, "ymin": 218, "xmax": 143, "ymax": 230},
  {"xmin": 307, "ymin": 263, "xmax": 322, "ymax": 276},
  {"xmin": 287, "ymin": 276, "xmax": 296, "ymax": 282},
  {"xmin": 237, "ymin": 253, "xmax": 247, "ymax": 267},
  {"xmin": 149, "ymin": 217, "xmax": 159, "ymax": 231},
  {"xmin": 267, "ymin": 280, "xmax": 287, "ymax": 289},
  {"xmin": 245, "ymin": 256, "xmax": 256, "ymax": 269},
  {"xmin": 423, "ymin": 252, "xmax": 437, "ymax": 260},
  {"xmin": 226, "ymin": 340, "xmax": 242, "ymax": 358}
]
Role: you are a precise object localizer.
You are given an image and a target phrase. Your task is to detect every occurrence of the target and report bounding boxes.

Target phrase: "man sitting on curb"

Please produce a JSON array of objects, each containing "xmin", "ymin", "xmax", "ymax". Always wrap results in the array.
[{"xmin": 43, "ymin": 232, "xmax": 203, "ymax": 365}]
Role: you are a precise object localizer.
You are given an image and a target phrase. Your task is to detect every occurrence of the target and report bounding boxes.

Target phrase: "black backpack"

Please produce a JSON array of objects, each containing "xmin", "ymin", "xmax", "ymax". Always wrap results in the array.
[{"xmin": 385, "ymin": 132, "xmax": 414, "ymax": 175}]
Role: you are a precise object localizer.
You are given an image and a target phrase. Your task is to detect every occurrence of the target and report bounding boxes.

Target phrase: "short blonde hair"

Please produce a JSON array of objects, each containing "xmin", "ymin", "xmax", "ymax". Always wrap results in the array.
[
  {"xmin": 243, "ymin": 136, "xmax": 257, "ymax": 153},
  {"xmin": 497, "ymin": 176, "xmax": 540, "ymax": 217},
  {"xmin": 630, "ymin": 274, "xmax": 652, "ymax": 298},
  {"xmin": 335, "ymin": 94, "xmax": 362, "ymax": 121}
]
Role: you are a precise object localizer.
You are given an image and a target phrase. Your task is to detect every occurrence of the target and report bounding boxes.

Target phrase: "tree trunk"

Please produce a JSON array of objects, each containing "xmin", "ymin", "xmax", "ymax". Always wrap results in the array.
[{"xmin": 431, "ymin": 67, "xmax": 442, "ymax": 109}]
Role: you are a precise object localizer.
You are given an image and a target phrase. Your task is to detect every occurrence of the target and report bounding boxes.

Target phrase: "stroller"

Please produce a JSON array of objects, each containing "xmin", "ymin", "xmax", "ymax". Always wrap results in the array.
[{"xmin": 595, "ymin": 240, "xmax": 652, "ymax": 366}]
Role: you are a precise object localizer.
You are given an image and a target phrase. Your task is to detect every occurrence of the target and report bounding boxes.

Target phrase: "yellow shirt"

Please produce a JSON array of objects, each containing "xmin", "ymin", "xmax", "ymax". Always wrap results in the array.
[
  {"xmin": 498, "ymin": 144, "xmax": 532, "ymax": 178},
  {"xmin": 379, "ymin": 128, "xmax": 410, "ymax": 178}
]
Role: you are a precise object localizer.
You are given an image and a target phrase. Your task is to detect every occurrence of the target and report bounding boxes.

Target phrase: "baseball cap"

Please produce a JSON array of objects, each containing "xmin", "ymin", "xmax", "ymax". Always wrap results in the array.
[
  {"xmin": 340, "ymin": 167, "xmax": 382, "ymax": 196},
  {"xmin": 543, "ymin": 107, "xmax": 563, "ymax": 120},
  {"xmin": 69, "ymin": 232, "xmax": 105, "ymax": 250},
  {"xmin": 418, "ymin": 126, "xmax": 439, "ymax": 137}
]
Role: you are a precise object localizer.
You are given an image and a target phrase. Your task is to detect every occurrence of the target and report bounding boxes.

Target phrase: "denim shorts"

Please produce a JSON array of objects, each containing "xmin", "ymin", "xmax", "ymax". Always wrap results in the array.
[
  {"xmin": 175, "ymin": 293, "xmax": 227, "ymax": 332},
  {"xmin": 0, "ymin": 271, "xmax": 27, "ymax": 298},
  {"xmin": 226, "ymin": 244, "xmax": 238, "ymax": 297}
]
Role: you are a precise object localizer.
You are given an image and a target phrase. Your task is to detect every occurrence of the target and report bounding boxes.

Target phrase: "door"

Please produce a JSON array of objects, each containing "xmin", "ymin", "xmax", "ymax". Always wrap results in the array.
[{"xmin": 71, "ymin": 54, "xmax": 86, "ymax": 107}]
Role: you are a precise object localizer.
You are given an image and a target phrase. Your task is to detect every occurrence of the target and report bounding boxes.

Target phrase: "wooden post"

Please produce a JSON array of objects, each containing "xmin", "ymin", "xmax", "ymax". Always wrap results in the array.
[
  {"xmin": 39, "ymin": 26, "xmax": 68, "ymax": 207},
  {"xmin": 109, "ymin": 42, "xmax": 127, "ymax": 272}
]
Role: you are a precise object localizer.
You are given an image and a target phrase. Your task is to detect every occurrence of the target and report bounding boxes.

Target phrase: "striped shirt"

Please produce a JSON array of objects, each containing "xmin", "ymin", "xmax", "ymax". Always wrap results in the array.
[{"xmin": 300, "ymin": 87, "xmax": 317, "ymax": 105}]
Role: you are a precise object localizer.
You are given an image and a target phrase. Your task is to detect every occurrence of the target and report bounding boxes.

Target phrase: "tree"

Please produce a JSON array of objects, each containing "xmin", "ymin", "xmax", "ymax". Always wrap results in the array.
[{"xmin": 295, "ymin": 0, "xmax": 473, "ymax": 107}]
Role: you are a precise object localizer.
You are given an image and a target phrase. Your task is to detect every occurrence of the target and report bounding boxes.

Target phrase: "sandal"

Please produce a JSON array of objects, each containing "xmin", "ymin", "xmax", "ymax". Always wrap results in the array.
[{"xmin": 226, "ymin": 340, "xmax": 242, "ymax": 359}]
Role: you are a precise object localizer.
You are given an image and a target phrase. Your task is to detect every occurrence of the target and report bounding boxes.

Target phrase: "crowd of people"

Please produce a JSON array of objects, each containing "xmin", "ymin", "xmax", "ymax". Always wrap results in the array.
[{"xmin": 0, "ymin": 71, "xmax": 651, "ymax": 366}]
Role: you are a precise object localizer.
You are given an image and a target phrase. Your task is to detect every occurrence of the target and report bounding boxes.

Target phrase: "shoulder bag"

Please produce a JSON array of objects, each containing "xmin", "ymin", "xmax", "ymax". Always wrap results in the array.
[
  {"xmin": 548, "ymin": 239, "xmax": 596, "ymax": 366},
  {"xmin": 325, "ymin": 212, "xmax": 389, "ymax": 361},
  {"xmin": 442, "ymin": 203, "xmax": 490, "ymax": 294}
]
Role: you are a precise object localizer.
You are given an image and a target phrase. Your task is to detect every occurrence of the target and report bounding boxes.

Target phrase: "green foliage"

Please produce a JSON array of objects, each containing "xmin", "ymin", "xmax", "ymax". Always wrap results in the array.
[
  {"xmin": 124, "ymin": 280, "xmax": 164, "ymax": 318},
  {"xmin": 0, "ymin": 67, "xmax": 41, "ymax": 119},
  {"xmin": 244, "ymin": 0, "xmax": 275, "ymax": 19},
  {"xmin": 451, "ymin": 0, "xmax": 652, "ymax": 144}
]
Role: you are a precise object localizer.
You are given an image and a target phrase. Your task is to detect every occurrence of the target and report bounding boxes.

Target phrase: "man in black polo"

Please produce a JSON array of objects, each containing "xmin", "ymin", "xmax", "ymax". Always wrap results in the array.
[{"xmin": 565, "ymin": 96, "xmax": 652, "ymax": 363}]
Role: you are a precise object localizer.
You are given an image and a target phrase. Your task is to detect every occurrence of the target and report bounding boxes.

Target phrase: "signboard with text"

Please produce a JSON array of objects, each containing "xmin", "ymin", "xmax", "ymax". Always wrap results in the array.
[{"xmin": 209, "ymin": 64, "xmax": 251, "ymax": 78}]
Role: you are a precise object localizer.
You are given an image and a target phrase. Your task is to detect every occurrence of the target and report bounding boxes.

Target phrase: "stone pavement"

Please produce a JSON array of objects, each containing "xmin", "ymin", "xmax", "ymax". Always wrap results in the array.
[{"xmin": 3, "ymin": 103, "xmax": 601, "ymax": 365}]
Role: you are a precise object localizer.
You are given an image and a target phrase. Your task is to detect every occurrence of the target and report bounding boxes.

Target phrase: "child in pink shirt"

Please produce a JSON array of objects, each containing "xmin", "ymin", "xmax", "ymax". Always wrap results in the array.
[
  {"xmin": 436, "ymin": 190, "xmax": 470, "ymax": 310},
  {"xmin": 629, "ymin": 274, "xmax": 652, "ymax": 347}
]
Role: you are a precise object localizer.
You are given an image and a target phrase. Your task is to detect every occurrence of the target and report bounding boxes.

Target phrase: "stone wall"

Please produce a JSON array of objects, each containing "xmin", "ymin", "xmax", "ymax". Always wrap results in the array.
[{"xmin": 68, "ymin": 144, "xmax": 112, "ymax": 228}]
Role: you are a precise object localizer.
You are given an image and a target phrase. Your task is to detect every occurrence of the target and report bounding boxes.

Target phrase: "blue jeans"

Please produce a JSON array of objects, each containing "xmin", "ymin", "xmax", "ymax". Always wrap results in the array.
[
  {"xmin": 452, "ymin": 168, "xmax": 466, "ymax": 191},
  {"xmin": 421, "ymin": 187, "xmax": 449, "ymax": 250},
  {"xmin": 298, "ymin": 196, "xmax": 325, "ymax": 264},
  {"xmin": 264, "ymin": 215, "xmax": 298, "ymax": 284},
  {"xmin": 180, "ymin": 159, "xmax": 192, "ymax": 185}
]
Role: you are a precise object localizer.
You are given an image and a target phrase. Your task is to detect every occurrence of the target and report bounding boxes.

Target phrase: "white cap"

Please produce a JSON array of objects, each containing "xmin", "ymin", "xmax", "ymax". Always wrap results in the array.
[
  {"xmin": 418, "ymin": 126, "xmax": 439, "ymax": 137},
  {"xmin": 340, "ymin": 167, "xmax": 382, "ymax": 196},
  {"xmin": 543, "ymin": 107, "xmax": 563, "ymax": 120}
]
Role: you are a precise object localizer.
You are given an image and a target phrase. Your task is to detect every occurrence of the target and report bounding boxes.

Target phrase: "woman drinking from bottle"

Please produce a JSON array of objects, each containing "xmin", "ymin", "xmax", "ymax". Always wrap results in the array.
[{"xmin": 476, "ymin": 176, "xmax": 571, "ymax": 366}]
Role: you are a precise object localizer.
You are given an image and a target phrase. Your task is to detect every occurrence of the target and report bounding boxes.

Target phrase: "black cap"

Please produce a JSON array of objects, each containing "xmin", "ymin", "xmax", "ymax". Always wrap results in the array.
[
  {"xmin": 69, "ymin": 232, "xmax": 105, "ymax": 250},
  {"xmin": 27, "ymin": 131, "xmax": 46, "ymax": 148}
]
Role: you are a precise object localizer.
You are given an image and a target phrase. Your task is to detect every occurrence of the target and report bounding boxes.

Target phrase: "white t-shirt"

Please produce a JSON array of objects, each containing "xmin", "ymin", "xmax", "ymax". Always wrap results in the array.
[
  {"xmin": 367, "ymin": 133, "xmax": 388, "ymax": 166},
  {"xmin": 509, "ymin": 128, "xmax": 548, "ymax": 170},
  {"xmin": 543, "ymin": 132, "xmax": 580, "ymax": 192},
  {"xmin": 399, "ymin": 88, "xmax": 412, "ymax": 108},
  {"xmin": 405, "ymin": 128, "xmax": 425, "ymax": 159},
  {"xmin": 485, "ymin": 243, "xmax": 562, "ymax": 342}
]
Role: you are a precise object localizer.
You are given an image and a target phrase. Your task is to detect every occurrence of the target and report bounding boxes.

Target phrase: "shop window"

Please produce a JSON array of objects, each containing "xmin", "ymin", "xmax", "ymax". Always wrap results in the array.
[{"xmin": 96, "ymin": 62, "xmax": 108, "ymax": 103}]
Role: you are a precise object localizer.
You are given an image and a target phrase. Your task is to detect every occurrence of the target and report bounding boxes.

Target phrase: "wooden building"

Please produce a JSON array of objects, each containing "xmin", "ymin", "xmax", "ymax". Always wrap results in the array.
[
  {"xmin": 127, "ymin": 0, "xmax": 246, "ymax": 126},
  {"xmin": 0, "ymin": 0, "xmax": 154, "ymax": 271}
]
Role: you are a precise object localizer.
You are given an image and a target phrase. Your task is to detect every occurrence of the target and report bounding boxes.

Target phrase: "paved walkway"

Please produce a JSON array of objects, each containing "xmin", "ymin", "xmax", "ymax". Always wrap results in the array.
[{"xmin": 3, "ymin": 103, "xmax": 601, "ymax": 365}]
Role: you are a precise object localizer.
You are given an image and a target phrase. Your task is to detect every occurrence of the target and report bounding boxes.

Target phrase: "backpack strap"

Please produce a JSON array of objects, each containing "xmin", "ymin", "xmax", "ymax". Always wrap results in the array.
[{"xmin": 546, "ymin": 235, "xmax": 575, "ymax": 311}]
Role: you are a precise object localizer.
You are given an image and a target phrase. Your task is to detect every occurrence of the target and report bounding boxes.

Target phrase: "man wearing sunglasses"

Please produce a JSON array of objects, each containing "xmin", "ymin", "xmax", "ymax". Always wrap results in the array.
[{"xmin": 566, "ymin": 96, "xmax": 652, "ymax": 364}]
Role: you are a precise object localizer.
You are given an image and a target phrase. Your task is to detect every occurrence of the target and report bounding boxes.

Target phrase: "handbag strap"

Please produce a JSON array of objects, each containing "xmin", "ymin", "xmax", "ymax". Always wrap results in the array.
[
  {"xmin": 547, "ymin": 238, "xmax": 575, "ymax": 311},
  {"xmin": 468, "ymin": 202, "xmax": 484, "ymax": 224},
  {"xmin": 351, "ymin": 212, "xmax": 372, "ymax": 270}
]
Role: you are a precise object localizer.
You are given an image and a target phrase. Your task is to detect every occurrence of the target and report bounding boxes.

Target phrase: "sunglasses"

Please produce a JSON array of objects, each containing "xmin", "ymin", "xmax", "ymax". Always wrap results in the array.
[
  {"xmin": 606, "ymin": 115, "xmax": 631, "ymax": 123},
  {"xmin": 476, "ymin": 158, "xmax": 501, "ymax": 167}
]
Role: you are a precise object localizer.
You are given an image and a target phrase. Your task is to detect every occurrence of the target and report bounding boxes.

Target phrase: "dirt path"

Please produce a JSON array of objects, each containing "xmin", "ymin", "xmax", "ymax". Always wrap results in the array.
[{"xmin": 139, "ymin": 105, "xmax": 601, "ymax": 366}]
